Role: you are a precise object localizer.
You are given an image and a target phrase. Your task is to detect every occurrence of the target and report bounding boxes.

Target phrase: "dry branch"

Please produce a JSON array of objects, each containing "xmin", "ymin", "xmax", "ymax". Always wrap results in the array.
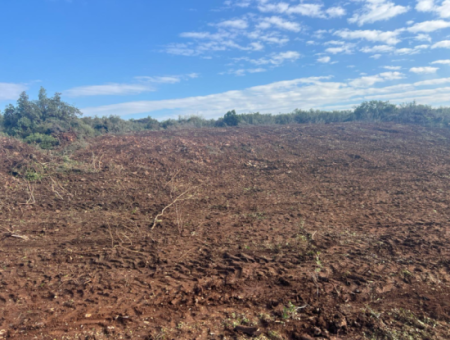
[{"xmin": 151, "ymin": 186, "xmax": 197, "ymax": 230}]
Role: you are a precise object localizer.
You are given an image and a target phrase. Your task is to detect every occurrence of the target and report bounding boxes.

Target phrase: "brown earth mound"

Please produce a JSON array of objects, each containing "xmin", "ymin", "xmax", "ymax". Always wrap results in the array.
[{"xmin": 1, "ymin": 123, "xmax": 450, "ymax": 339}]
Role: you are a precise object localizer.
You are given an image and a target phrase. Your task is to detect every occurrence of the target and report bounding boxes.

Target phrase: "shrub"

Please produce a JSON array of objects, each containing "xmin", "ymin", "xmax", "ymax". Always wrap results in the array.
[
  {"xmin": 224, "ymin": 110, "xmax": 239, "ymax": 126},
  {"xmin": 24, "ymin": 133, "xmax": 59, "ymax": 149}
]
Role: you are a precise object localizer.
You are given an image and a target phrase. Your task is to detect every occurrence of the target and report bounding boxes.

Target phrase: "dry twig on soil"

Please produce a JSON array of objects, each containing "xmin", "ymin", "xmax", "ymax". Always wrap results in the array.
[{"xmin": 151, "ymin": 186, "xmax": 197, "ymax": 230}]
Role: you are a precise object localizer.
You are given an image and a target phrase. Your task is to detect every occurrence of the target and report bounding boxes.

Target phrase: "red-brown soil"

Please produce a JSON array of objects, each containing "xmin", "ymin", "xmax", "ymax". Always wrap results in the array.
[{"xmin": 1, "ymin": 123, "xmax": 450, "ymax": 339}]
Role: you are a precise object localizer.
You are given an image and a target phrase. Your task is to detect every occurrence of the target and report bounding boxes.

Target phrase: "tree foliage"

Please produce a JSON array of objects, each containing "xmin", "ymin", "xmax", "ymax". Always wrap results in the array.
[
  {"xmin": 2, "ymin": 89, "xmax": 450, "ymax": 150},
  {"xmin": 3, "ymin": 87, "xmax": 82, "ymax": 138}
]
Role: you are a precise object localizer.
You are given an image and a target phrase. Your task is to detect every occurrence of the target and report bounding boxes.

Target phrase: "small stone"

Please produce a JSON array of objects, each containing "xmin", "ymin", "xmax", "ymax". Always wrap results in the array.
[
  {"xmin": 313, "ymin": 327, "xmax": 322, "ymax": 336},
  {"xmin": 234, "ymin": 325, "xmax": 261, "ymax": 336}
]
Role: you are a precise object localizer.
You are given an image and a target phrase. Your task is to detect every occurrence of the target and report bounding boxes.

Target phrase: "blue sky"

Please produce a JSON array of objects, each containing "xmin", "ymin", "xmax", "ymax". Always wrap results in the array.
[{"xmin": 1, "ymin": 0, "xmax": 450, "ymax": 120}]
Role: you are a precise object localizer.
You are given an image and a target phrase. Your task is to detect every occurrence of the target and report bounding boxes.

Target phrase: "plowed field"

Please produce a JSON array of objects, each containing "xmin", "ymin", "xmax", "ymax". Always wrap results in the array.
[{"xmin": 1, "ymin": 123, "xmax": 450, "ymax": 339}]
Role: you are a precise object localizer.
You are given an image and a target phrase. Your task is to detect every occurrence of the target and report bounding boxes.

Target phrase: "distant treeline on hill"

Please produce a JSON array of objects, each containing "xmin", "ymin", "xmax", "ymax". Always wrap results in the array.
[{"xmin": 1, "ymin": 87, "xmax": 450, "ymax": 149}]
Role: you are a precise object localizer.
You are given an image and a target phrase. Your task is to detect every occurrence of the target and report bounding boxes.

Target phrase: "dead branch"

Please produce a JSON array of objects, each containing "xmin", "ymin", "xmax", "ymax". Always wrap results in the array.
[
  {"xmin": 3, "ymin": 233, "xmax": 29, "ymax": 240},
  {"xmin": 19, "ymin": 181, "xmax": 35, "ymax": 205},
  {"xmin": 151, "ymin": 186, "xmax": 197, "ymax": 230}
]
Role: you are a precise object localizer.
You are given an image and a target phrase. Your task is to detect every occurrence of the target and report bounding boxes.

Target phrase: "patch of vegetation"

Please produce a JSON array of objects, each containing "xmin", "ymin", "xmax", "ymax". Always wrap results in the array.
[
  {"xmin": 24, "ymin": 133, "xmax": 59, "ymax": 149},
  {"xmin": 2, "ymin": 88, "xmax": 450, "ymax": 151}
]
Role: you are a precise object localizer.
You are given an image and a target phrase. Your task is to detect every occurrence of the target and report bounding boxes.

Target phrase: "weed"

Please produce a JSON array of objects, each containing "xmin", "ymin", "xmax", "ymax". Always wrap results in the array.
[
  {"xmin": 268, "ymin": 330, "xmax": 284, "ymax": 340},
  {"xmin": 282, "ymin": 301, "xmax": 297, "ymax": 320}
]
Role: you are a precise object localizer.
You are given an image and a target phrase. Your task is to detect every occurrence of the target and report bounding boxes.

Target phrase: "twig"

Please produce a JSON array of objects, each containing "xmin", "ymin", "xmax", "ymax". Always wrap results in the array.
[
  {"xmin": 151, "ymin": 186, "xmax": 197, "ymax": 230},
  {"xmin": 1, "ymin": 225, "xmax": 26, "ymax": 240},
  {"xmin": 3, "ymin": 231, "xmax": 28, "ymax": 240},
  {"xmin": 19, "ymin": 181, "xmax": 35, "ymax": 205}
]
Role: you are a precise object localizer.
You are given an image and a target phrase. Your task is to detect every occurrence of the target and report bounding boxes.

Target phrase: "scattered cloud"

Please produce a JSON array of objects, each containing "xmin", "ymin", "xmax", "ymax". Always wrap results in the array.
[
  {"xmin": 432, "ymin": 39, "xmax": 450, "ymax": 48},
  {"xmin": 217, "ymin": 19, "xmax": 249, "ymax": 29},
  {"xmin": 406, "ymin": 19, "xmax": 450, "ymax": 32},
  {"xmin": 64, "ymin": 74, "xmax": 199, "ymax": 97},
  {"xmin": 135, "ymin": 73, "xmax": 199, "ymax": 83},
  {"xmin": 349, "ymin": 0, "xmax": 409, "ymax": 26},
  {"xmin": 349, "ymin": 71, "xmax": 404, "ymax": 87},
  {"xmin": 317, "ymin": 56, "xmax": 331, "ymax": 63},
  {"xmin": 360, "ymin": 45, "xmax": 394, "ymax": 53},
  {"xmin": 63, "ymin": 83, "xmax": 155, "ymax": 97},
  {"xmin": 326, "ymin": 6, "xmax": 347, "ymax": 18},
  {"xmin": 410, "ymin": 66, "xmax": 439, "ymax": 73},
  {"xmin": 325, "ymin": 42, "xmax": 355, "ymax": 54},
  {"xmin": 256, "ymin": 16, "xmax": 302, "ymax": 32},
  {"xmin": 360, "ymin": 44, "xmax": 429, "ymax": 55},
  {"xmin": 383, "ymin": 65, "xmax": 402, "ymax": 70},
  {"xmin": 226, "ymin": 67, "xmax": 267, "ymax": 76},
  {"xmin": 415, "ymin": 33, "xmax": 432, "ymax": 41},
  {"xmin": 82, "ymin": 75, "xmax": 450, "ymax": 119},
  {"xmin": 431, "ymin": 59, "xmax": 450, "ymax": 64},
  {"xmin": 416, "ymin": 0, "xmax": 450, "ymax": 19},
  {"xmin": 334, "ymin": 29, "xmax": 402, "ymax": 44},
  {"xmin": 0, "ymin": 82, "xmax": 28, "ymax": 101},
  {"xmin": 237, "ymin": 50, "xmax": 301, "ymax": 66}
]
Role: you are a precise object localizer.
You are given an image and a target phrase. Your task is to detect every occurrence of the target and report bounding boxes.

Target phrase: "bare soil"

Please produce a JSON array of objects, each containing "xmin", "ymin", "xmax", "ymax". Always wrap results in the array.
[{"xmin": 1, "ymin": 123, "xmax": 450, "ymax": 339}]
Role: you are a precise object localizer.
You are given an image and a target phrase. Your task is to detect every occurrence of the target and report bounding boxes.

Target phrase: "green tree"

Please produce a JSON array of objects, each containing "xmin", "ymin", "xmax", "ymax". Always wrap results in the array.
[
  {"xmin": 223, "ymin": 110, "xmax": 239, "ymax": 126},
  {"xmin": 353, "ymin": 101, "xmax": 398, "ymax": 121},
  {"xmin": 3, "ymin": 87, "xmax": 82, "ymax": 138}
]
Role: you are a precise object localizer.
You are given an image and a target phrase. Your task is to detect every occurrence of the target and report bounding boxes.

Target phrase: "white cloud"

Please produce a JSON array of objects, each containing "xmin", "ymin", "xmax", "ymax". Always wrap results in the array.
[
  {"xmin": 224, "ymin": 0, "xmax": 252, "ymax": 8},
  {"xmin": 394, "ymin": 44, "xmax": 429, "ymax": 54},
  {"xmin": 360, "ymin": 44, "xmax": 394, "ymax": 53},
  {"xmin": 326, "ymin": 6, "xmax": 347, "ymax": 17},
  {"xmin": 256, "ymin": 2, "xmax": 346, "ymax": 18},
  {"xmin": 135, "ymin": 73, "xmax": 199, "ymax": 83},
  {"xmin": 432, "ymin": 40, "xmax": 450, "ymax": 48},
  {"xmin": 410, "ymin": 66, "xmax": 439, "ymax": 73},
  {"xmin": 371, "ymin": 54, "xmax": 382, "ymax": 59},
  {"xmin": 415, "ymin": 33, "xmax": 432, "ymax": 41},
  {"xmin": 227, "ymin": 67, "xmax": 267, "ymax": 76},
  {"xmin": 0, "ymin": 83, "xmax": 28, "ymax": 101},
  {"xmin": 431, "ymin": 59, "xmax": 450, "ymax": 64},
  {"xmin": 383, "ymin": 66, "xmax": 402, "ymax": 70},
  {"xmin": 407, "ymin": 19, "xmax": 450, "ymax": 32},
  {"xmin": 257, "ymin": 16, "xmax": 302, "ymax": 32},
  {"xmin": 334, "ymin": 29, "xmax": 402, "ymax": 44},
  {"xmin": 64, "ymin": 74, "xmax": 199, "ymax": 97},
  {"xmin": 349, "ymin": 0, "xmax": 409, "ymax": 26},
  {"xmin": 258, "ymin": 2, "xmax": 325, "ymax": 17},
  {"xmin": 63, "ymin": 83, "xmax": 155, "ymax": 97},
  {"xmin": 217, "ymin": 19, "xmax": 249, "ymax": 29},
  {"xmin": 247, "ymin": 30, "xmax": 289, "ymax": 45},
  {"xmin": 135, "ymin": 76, "xmax": 181, "ymax": 84},
  {"xmin": 287, "ymin": 3, "xmax": 325, "ymax": 17},
  {"xmin": 360, "ymin": 44, "xmax": 429, "ymax": 55},
  {"xmin": 414, "ymin": 77, "xmax": 450, "ymax": 85},
  {"xmin": 416, "ymin": 0, "xmax": 450, "ymax": 18},
  {"xmin": 349, "ymin": 71, "xmax": 404, "ymax": 87},
  {"xmin": 325, "ymin": 43, "xmax": 355, "ymax": 54},
  {"xmin": 247, "ymin": 50, "xmax": 302, "ymax": 65},
  {"xmin": 317, "ymin": 56, "xmax": 331, "ymax": 63},
  {"xmin": 82, "ymin": 75, "xmax": 450, "ymax": 119}
]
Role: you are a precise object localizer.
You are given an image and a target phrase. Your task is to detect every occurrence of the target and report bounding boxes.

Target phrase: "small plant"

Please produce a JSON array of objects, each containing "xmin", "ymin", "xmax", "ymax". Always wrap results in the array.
[
  {"xmin": 24, "ymin": 133, "xmax": 59, "ymax": 149},
  {"xmin": 282, "ymin": 301, "xmax": 297, "ymax": 319},
  {"xmin": 24, "ymin": 168, "xmax": 43, "ymax": 181}
]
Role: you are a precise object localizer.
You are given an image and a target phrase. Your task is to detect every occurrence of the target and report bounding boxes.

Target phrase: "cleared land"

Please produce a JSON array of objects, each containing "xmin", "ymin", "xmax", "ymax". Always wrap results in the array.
[{"xmin": 1, "ymin": 123, "xmax": 450, "ymax": 339}]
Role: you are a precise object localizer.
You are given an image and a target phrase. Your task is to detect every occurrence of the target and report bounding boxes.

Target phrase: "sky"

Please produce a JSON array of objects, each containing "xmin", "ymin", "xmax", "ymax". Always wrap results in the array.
[{"xmin": 1, "ymin": 0, "xmax": 450, "ymax": 120}]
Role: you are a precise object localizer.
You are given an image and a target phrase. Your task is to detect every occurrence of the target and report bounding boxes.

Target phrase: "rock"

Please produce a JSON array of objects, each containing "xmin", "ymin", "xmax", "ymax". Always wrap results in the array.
[
  {"xmin": 313, "ymin": 327, "xmax": 322, "ymax": 336},
  {"xmin": 234, "ymin": 325, "xmax": 261, "ymax": 336},
  {"xmin": 292, "ymin": 333, "xmax": 314, "ymax": 340}
]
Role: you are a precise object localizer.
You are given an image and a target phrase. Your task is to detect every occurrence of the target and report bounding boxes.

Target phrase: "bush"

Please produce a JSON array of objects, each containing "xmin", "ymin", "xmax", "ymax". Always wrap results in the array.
[
  {"xmin": 224, "ymin": 110, "xmax": 239, "ymax": 126},
  {"xmin": 24, "ymin": 133, "xmax": 59, "ymax": 149}
]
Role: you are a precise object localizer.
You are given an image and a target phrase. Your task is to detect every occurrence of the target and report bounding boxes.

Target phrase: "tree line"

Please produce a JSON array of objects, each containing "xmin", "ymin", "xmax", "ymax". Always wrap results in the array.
[{"xmin": 1, "ymin": 87, "xmax": 450, "ymax": 149}]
